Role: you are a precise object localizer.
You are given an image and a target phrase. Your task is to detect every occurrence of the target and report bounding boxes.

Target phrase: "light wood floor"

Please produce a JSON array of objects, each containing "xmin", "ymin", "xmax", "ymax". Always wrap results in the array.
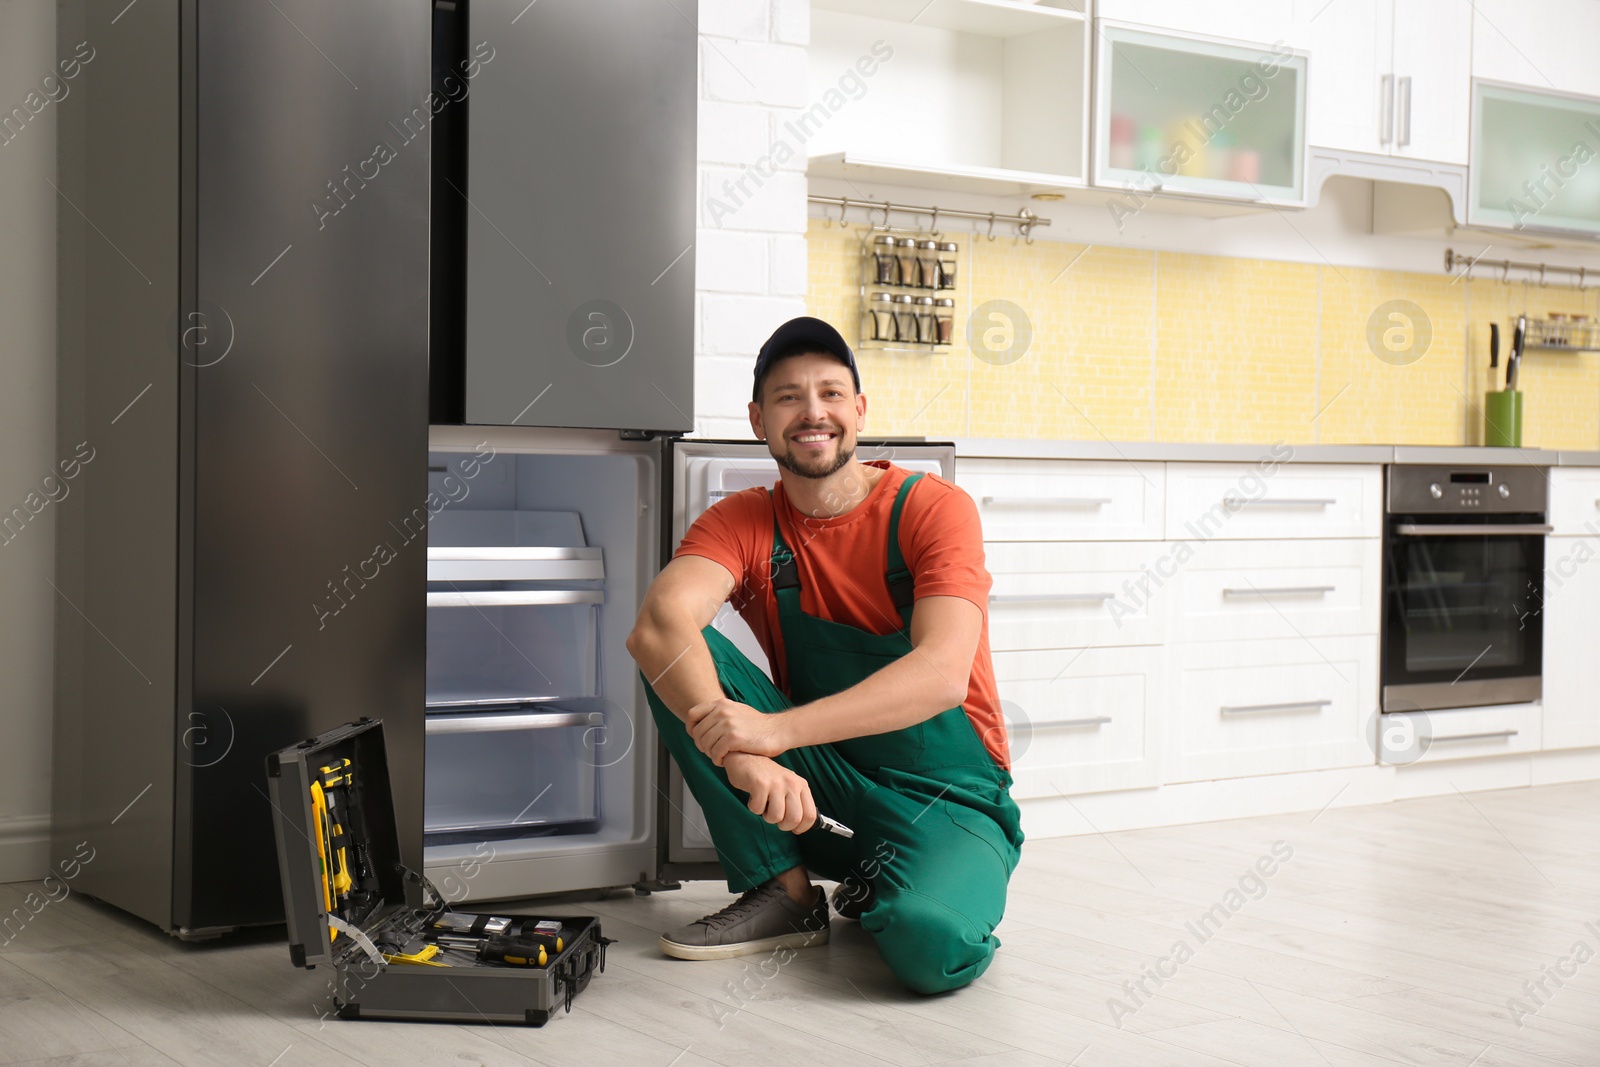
[{"xmin": 3, "ymin": 781, "xmax": 1597, "ymax": 1066}]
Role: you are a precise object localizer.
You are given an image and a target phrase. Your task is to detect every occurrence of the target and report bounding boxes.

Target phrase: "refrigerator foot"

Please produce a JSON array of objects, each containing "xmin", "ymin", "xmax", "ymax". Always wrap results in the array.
[{"xmin": 631, "ymin": 880, "xmax": 682, "ymax": 896}]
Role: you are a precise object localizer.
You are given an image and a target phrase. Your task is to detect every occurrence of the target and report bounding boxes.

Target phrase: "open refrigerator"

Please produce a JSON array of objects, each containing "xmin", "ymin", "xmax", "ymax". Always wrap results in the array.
[{"xmin": 419, "ymin": 429, "xmax": 955, "ymax": 901}]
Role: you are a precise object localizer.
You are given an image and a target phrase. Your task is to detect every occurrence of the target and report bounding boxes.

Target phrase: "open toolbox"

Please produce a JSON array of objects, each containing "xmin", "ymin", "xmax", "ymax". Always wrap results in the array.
[{"xmin": 266, "ymin": 717, "xmax": 610, "ymax": 1025}]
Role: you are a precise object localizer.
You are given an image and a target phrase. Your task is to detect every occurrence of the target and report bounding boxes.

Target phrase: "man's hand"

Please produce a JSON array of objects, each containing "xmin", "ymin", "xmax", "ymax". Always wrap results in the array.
[
  {"xmin": 686, "ymin": 697, "xmax": 790, "ymax": 765},
  {"xmin": 723, "ymin": 753, "xmax": 816, "ymax": 834}
]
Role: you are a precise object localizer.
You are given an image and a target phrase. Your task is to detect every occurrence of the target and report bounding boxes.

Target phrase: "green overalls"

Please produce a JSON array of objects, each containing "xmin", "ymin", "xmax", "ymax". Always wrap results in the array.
[{"xmin": 641, "ymin": 473, "xmax": 1025, "ymax": 994}]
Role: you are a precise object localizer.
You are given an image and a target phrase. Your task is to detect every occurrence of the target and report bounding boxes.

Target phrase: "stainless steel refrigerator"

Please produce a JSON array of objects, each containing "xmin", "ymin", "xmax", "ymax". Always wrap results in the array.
[{"xmin": 51, "ymin": 0, "xmax": 952, "ymax": 935}]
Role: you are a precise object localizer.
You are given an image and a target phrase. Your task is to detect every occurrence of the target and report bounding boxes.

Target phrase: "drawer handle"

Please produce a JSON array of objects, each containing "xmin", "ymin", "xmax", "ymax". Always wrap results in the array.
[
  {"xmin": 1030, "ymin": 715, "xmax": 1113, "ymax": 728},
  {"xmin": 1431, "ymin": 729, "xmax": 1519, "ymax": 743},
  {"xmin": 1221, "ymin": 585, "xmax": 1335, "ymax": 597},
  {"xmin": 989, "ymin": 592, "xmax": 1116, "ymax": 603},
  {"xmin": 1220, "ymin": 699, "xmax": 1332, "ymax": 715},
  {"xmin": 1222, "ymin": 495, "xmax": 1336, "ymax": 508},
  {"xmin": 981, "ymin": 496, "xmax": 1111, "ymax": 508}
]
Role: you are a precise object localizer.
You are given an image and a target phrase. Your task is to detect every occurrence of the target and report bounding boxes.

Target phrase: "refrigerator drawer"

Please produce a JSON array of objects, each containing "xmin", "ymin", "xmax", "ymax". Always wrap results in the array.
[
  {"xmin": 425, "ymin": 593, "xmax": 601, "ymax": 704},
  {"xmin": 425, "ymin": 709, "xmax": 603, "ymax": 836}
]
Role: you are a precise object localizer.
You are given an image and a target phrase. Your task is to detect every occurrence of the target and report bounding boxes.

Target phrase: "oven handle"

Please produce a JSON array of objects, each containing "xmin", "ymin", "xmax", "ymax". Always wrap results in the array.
[{"xmin": 1393, "ymin": 523, "xmax": 1553, "ymax": 536}]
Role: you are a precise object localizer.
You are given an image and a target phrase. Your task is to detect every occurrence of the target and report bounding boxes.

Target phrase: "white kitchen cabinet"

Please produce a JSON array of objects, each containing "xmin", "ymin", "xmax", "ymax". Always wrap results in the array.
[
  {"xmin": 1095, "ymin": 0, "xmax": 1308, "ymax": 48},
  {"xmin": 993, "ymin": 644, "xmax": 1165, "ymax": 797},
  {"xmin": 1550, "ymin": 468, "xmax": 1600, "ymax": 536},
  {"xmin": 959, "ymin": 457, "xmax": 1165, "ymax": 541},
  {"xmin": 1163, "ymin": 462, "xmax": 1382, "ymax": 540},
  {"xmin": 1172, "ymin": 537, "xmax": 1381, "ymax": 643},
  {"xmin": 1470, "ymin": 0, "xmax": 1600, "ymax": 98},
  {"xmin": 1305, "ymin": 0, "xmax": 1471, "ymax": 163},
  {"xmin": 985, "ymin": 541, "xmax": 1169, "ymax": 650},
  {"xmin": 1543, "ymin": 533, "xmax": 1600, "ymax": 750},
  {"xmin": 1093, "ymin": 21, "xmax": 1309, "ymax": 205},
  {"xmin": 806, "ymin": 0, "xmax": 1090, "ymax": 195},
  {"xmin": 1468, "ymin": 82, "xmax": 1600, "ymax": 237},
  {"xmin": 1383, "ymin": 703, "xmax": 1543, "ymax": 764},
  {"xmin": 1168, "ymin": 634, "xmax": 1377, "ymax": 783}
]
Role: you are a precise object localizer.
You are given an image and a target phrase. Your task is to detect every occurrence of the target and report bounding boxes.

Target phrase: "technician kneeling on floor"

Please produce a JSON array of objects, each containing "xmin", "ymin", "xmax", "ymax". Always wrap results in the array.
[{"xmin": 625, "ymin": 317, "xmax": 1024, "ymax": 995}]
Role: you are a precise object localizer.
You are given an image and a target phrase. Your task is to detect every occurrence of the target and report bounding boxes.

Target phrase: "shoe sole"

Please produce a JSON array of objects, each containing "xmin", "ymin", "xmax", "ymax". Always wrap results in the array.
[{"xmin": 659, "ymin": 925, "xmax": 829, "ymax": 961}]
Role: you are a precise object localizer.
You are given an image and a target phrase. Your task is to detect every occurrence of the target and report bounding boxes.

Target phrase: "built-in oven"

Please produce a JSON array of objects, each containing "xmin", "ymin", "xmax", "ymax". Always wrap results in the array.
[{"xmin": 1381, "ymin": 465, "xmax": 1551, "ymax": 712}]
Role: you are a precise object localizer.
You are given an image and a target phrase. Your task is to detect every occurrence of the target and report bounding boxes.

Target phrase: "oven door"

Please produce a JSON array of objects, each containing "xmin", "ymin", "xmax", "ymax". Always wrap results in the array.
[{"xmin": 1382, "ymin": 515, "xmax": 1550, "ymax": 711}]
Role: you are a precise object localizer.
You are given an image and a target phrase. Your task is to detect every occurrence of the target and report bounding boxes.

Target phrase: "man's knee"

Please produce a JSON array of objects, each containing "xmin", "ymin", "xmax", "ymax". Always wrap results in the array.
[{"xmin": 865, "ymin": 888, "xmax": 996, "ymax": 995}]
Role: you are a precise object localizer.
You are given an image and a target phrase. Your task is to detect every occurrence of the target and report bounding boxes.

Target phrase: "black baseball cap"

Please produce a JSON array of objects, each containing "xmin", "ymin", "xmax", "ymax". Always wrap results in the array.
[{"xmin": 751, "ymin": 316, "xmax": 861, "ymax": 403}]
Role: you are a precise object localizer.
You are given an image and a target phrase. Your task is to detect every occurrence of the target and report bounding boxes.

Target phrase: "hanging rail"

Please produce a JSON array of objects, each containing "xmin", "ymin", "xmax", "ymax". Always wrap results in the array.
[
  {"xmin": 807, "ymin": 194, "xmax": 1050, "ymax": 241},
  {"xmin": 1445, "ymin": 248, "xmax": 1599, "ymax": 290}
]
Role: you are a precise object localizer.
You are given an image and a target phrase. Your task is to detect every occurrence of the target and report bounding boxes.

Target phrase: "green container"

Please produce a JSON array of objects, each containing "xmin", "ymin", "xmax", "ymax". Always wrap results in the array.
[{"xmin": 1484, "ymin": 389, "xmax": 1523, "ymax": 448}]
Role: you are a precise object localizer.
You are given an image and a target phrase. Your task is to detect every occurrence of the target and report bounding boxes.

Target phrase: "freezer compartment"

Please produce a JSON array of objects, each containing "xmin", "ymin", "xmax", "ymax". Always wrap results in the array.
[
  {"xmin": 424, "ymin": 708, "xmax": 603, "ymax": 839},
  {"xmin": 425, "ymin": 592, "xmax": 601, "ymax": 705},
  {"xmin": 423, "ymin": 429, "xmax": 661, "ymax": 901}
]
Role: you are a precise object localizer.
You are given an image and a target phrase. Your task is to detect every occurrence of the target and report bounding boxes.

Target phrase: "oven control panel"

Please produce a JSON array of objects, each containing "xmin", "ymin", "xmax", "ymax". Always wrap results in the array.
[{"xmin": 1387, "ymin": 464, "xmax": 1549, "ymax": 514}]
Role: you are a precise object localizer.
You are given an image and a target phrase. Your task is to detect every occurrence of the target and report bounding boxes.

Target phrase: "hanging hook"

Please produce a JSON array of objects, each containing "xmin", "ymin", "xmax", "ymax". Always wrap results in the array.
[
  {"xmin": 1539, "ymin": 263, "xmax": 1547, "ymax": 287},
  {"xmin": 880, "ymin": 199, "xmax": 891, "ymax": 227},
  {"xmin": 1502, "ymin": 261, "xmax": 1511, "ymax": 284},
  {"xmin": 986, "ymin": 211, "xmax": 997, "ymax": 242},
  {"xmin": 835, "ymin": 195, "xmax": 848, "ymax": 228},
  {"xmin": 1020, "ymin": 210, "xmax": 1036, "ymax": 245},
  {"xmin": 929, "ymin": 205, "xmax": 939, "ymax": 236}
]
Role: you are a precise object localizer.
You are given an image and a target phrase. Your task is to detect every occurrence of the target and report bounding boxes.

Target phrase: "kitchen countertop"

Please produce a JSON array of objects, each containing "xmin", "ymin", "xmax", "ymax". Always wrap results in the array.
[{"xmin": 947, "ymin": 437, "xmax": 1600, "ymax": 466}]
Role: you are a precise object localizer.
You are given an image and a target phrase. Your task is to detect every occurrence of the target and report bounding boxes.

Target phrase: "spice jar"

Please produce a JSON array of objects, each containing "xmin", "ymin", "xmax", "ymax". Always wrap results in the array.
[
  {"xmin": 895, "ymin": 238, "xmax": 920, "ymax": 288},
  {"xmin": 937, "ymin": 242, "xmax": 958, "ymax": 289},
  {"xmin": 916, "ymin": 240, "xmax": 940, "ymax": 290},
  {"xmin": 869, "ymin": 235, "xmax": 898, "ymax": 286},
  {"xmin": 892, "ymin": 294, "xmax": 918, "ymax": 343},
  {"xmin": 934, "ymin": 297, "xmax": 954, "ymax": 344},
  {"xmin": 867, "ymin": 292, "xmax": 896, "ymax": 342},
  {"xmin": 915, "ymin": 296, "xmax": 938, "ymax": 343}
]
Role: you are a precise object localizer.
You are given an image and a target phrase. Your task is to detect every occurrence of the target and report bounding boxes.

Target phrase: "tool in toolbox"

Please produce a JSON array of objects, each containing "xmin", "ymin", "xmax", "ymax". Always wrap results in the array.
[{"xmin": 267, "ymin": 718, "xmax": 614, "ymax": 1025}]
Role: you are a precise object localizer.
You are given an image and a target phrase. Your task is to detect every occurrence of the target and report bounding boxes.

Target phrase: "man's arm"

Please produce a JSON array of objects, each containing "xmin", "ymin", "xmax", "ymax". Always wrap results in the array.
[
  {"xmin": 688, "ymin": 593, "xmax": 982, "ymax": 763},
  {"xmin": 626, "ymin": 554, "xmax": 818, "ymax": 834},
  {"xmin": 624, "ymin": 554, "xmax": 737, "ymax": 725},
  {"xmin": 778, "ymin": 594, "xmax": 981, "ymax": 749}
]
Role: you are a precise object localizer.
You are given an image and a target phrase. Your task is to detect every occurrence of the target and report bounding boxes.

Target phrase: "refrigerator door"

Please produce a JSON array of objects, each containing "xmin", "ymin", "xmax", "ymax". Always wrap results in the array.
[
  {"xmin": 657, "ymin": 439, "xmax": 957, "ymax": 879},
  {"xmin": 456, "ymin": 0, "xmax": 696, "ymax": 431},
  {"xmin": 422, "ymin": 426, "xmax": 668, "ymax": 901}
]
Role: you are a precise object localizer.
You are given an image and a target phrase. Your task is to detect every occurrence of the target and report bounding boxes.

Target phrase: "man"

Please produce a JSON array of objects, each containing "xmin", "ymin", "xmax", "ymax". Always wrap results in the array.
[{"xmin": 625, "ymin": 317, "xmax": 1022, "ymax": 995}]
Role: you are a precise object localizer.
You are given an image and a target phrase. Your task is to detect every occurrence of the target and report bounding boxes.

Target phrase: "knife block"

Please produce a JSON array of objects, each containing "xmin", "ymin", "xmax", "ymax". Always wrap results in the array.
[{"xmin": 1484, "ymin": 389, "xmax": 1523, "ymax": 448}]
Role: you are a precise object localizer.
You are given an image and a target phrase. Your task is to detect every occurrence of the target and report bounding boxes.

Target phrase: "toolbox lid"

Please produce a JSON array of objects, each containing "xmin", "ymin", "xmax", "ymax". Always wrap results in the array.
[{"xmin": 266, "ymin": 717, "xmax": 412, "ymax": 970}]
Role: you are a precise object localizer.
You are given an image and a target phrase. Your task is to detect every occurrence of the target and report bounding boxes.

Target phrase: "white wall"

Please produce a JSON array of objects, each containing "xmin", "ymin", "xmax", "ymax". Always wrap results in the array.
[
  {"xmin": 692, "ymin": 0, "xmax": 813, "ymax": 438},
  {"xmin": 0, "ymin": 0, "xmax": 60, "ymax": 882}
]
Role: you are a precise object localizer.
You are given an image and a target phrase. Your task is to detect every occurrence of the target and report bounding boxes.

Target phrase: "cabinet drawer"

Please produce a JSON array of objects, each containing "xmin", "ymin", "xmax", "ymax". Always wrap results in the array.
[
  {"xmin": 957, "ymin": 459, "xmax": 1164, "ymax": 541},
  {"xmin": 1169, "ymin": 636, "xmax": 1376, "ymax": 783},
  {"xmin": 985, "ymin": 542, "xmax": 1167, "ymax": 650},
  {"xmin": 1173, "ymin": 538, "xmax": 1381, "ymax": 642},
  {"xmin": 1164, "ymin": 462, "xmax": 1381, "ymax": 540},
  {"xmin": 993, "ymin": 645, "xmax": 1164, "ymax": 798},
  {"xmin": 1549, "ymin": 468, "xmax": 1600, "ymax": 536},
  {"xmin": 1380, "ymin": 703, "xmax": 1542, "ymax": 765}
]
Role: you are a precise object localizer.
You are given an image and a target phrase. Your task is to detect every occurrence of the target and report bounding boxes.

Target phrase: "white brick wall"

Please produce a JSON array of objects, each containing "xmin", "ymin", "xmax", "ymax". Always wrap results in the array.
[{"xmin": 693, "ymin": 0, "xmax": 810, "ymax": 439}]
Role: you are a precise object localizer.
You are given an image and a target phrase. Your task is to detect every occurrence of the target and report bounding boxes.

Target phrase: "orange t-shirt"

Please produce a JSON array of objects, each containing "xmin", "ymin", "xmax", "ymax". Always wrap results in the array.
[{"xmin": 673, "ymin": 460, "xmax": 1010, "ymax": 769}]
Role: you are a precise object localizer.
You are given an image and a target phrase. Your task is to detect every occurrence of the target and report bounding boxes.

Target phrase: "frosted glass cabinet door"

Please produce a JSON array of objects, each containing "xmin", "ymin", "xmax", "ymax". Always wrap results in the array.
[
  {"xmin": 1095, "ymin": 24, "xmax": 1308, "ymax": 205},
  {"xmin": 1469, "ymin": 83, "xmax": 1600, "ymax": 237}
]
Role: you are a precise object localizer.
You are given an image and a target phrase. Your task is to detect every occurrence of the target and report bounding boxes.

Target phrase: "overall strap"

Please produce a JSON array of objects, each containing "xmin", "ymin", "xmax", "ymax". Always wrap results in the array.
[
  {"xmin": 767, "ymin": 471, "xmax": 924, "ymax": 623},
  {"xmin": 886, "ymin": 472, "xmax": 923, "ymax": 625}
]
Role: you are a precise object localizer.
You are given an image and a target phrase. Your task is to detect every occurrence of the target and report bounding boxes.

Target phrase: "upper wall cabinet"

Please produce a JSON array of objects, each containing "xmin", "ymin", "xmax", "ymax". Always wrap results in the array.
[
  {"xmin": 1095, "ymin": 0, "xmax": 1309, "ymax": 47},
  {"xmin": 1305, "ymin": 0, "xmax": 1471, "ymax": 165},
  {"xmin": 806, "ymin": 0, "xmax": 1089, "ymax": 196},
  {"xmin": 1471, "ymin": 0, "xmax": 1600, "ymax": 98},
  {"xmin": 1092, "ymin": 22, "xmax": 1308, "ymax": 205},
  {"xmin": 1468, "ymin": 82, "xmax": 1600, "ymax": 237}
]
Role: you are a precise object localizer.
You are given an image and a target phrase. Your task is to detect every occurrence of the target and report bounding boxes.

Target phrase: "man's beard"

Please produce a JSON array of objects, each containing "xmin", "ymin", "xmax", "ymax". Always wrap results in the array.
[{"xmin": 773, "ymin": 436, "xmax": 855, "ymax": 480}]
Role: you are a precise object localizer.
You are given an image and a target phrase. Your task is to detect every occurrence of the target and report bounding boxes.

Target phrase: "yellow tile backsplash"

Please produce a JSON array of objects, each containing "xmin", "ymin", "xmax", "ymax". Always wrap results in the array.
[{"xmin": 805, "ymin": 218, "xmax": 1600, "ymax": 449}]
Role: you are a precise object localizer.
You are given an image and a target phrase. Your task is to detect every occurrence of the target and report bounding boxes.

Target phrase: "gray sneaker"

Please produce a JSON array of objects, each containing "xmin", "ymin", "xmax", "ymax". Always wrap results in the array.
[{"xmin": 659, "ymin": 879, "xmax": 829, "ymax": 961}]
